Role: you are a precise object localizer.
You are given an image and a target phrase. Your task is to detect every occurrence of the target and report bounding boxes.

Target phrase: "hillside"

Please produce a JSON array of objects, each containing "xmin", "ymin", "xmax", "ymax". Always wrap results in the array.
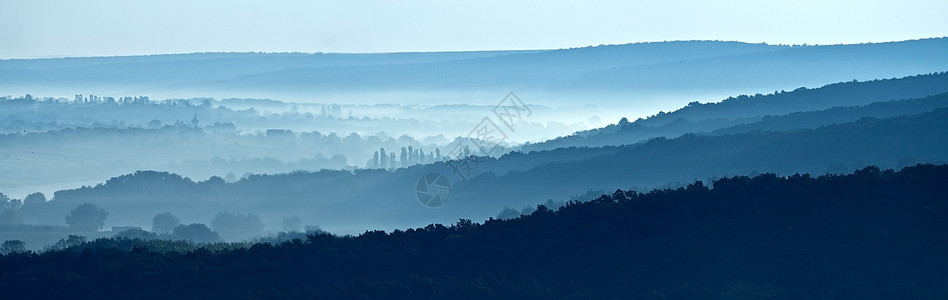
[
  {"xmin": 524, "ymin": 72, "xmax": 948, "ymax": 151},
  {"xmin": 190, "ymin": 38, "xmax": 948, "ymax": 94},
  {"xmin": 2, "ymin": 164, "xmax": 946, "ymax": 299},
  {"xmin": 709, "ymin": 93, "xmax": 948, "ymax": 135}
]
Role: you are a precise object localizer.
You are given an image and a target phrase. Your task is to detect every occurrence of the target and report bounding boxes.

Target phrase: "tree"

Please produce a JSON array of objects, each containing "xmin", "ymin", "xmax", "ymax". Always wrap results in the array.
[
  {"xmin": 0, "ymin": 240, "xmax": 26, "ymax": 255},
  {"xmin": 379, "ymin": 148, "xmax": 388, "ymax": 169},
  {"xmin": 371, "ymin": 151, "xmax": 380, "ymax": 168},
  {"xmin": 65, "ymin": 203, "xmax": 108, "ymax": 231},
  {"xmin": 48, "ymin": 235, "xmax": 86, "ymax": 251},
  {"xmin": 0, "ymin": 193, "xmax": 23, "ymax": 225},
  {"xmin": 0, "ymin": 192, "xmax": 11, "ymax": 207},
  {"xmin": 22, "ymin": 192, "xmax": 47, "ymax": 207},
  {"xmin": 152, "ymin": 212, "xmax": 181, "ymax": 234},
  {"xmin": 400, "ymin": 147, "xmax": 409, "ymax": 167},
  {"xmin": 171, "ymin": 223, "xmax": 220, "ymax": 243}
]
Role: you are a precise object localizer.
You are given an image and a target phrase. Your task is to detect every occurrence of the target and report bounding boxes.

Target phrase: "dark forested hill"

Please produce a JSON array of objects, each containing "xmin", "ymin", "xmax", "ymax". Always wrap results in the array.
[{"xmin": 2, "ymin": 164, "xmax": 946, "ymax": 299}]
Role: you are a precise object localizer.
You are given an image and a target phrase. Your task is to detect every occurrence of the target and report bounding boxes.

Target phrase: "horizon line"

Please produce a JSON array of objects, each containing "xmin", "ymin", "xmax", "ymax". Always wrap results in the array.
[{"xmin": 4, "ymin": 36, "xmax": 945, "ymax": 61}]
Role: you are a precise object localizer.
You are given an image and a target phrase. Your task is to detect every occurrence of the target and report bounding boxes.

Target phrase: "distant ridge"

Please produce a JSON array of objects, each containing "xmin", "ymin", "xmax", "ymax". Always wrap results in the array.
[
  {"xmin": 3, "ymin": 38, "xmax": 945, "ymax": 101},
  {"xmin": 523, "ymin": 72, "xmax": 948, "ymax": 151}
]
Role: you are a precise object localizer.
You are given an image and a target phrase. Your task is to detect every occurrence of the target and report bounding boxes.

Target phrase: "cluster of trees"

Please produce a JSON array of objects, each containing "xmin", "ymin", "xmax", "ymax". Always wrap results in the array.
[
  {"xmin": 0, "ymin": 94, "xmax": 154, "ymax": 105},
  {"xmin": 2, "ymin": 199, "xmax": 275, "ymax": 250},
  {"xmin": 1, "ymin": 197, "xmax": 108, "ymax": 231},
  {"xmin": 118, "ymin": 212, "xmax": 222, "ymax": 243},
  {"xmin": 113, "ymin": 224, "xmax": 221, "ymax": 244},
  {"xmin": 0, "ymin": 164, "xmax": 945, "ymax": 298},
  {"xmin": 2, "ymin": 193, "xmax": 108, "ymax": 231},
  {"xmin": 365, "ymin": 146, "xmax": 443, "ymax": 169},
  {"xmin": 118, "ymin": 211, "xmax": 269, "ymax": 243},
  {"xmin": 2, "ymin": 214, "xmax": 318, "ymax": 254},
  {"xmin": 0, "ymin": 240, "xmax": 26, "ymax": 255}
]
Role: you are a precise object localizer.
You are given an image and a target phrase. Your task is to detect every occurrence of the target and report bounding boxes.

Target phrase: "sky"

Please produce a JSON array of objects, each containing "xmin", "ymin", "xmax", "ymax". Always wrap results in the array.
[{"xmin": 1, "ymin": 0, "xmax": 946, "ymax": 59}]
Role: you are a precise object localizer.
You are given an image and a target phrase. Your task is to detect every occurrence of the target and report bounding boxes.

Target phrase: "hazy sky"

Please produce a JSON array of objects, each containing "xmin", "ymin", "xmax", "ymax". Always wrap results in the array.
[{"xmin": 1, "ymin": 0, "xmax": 946, "ymax": 59}]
